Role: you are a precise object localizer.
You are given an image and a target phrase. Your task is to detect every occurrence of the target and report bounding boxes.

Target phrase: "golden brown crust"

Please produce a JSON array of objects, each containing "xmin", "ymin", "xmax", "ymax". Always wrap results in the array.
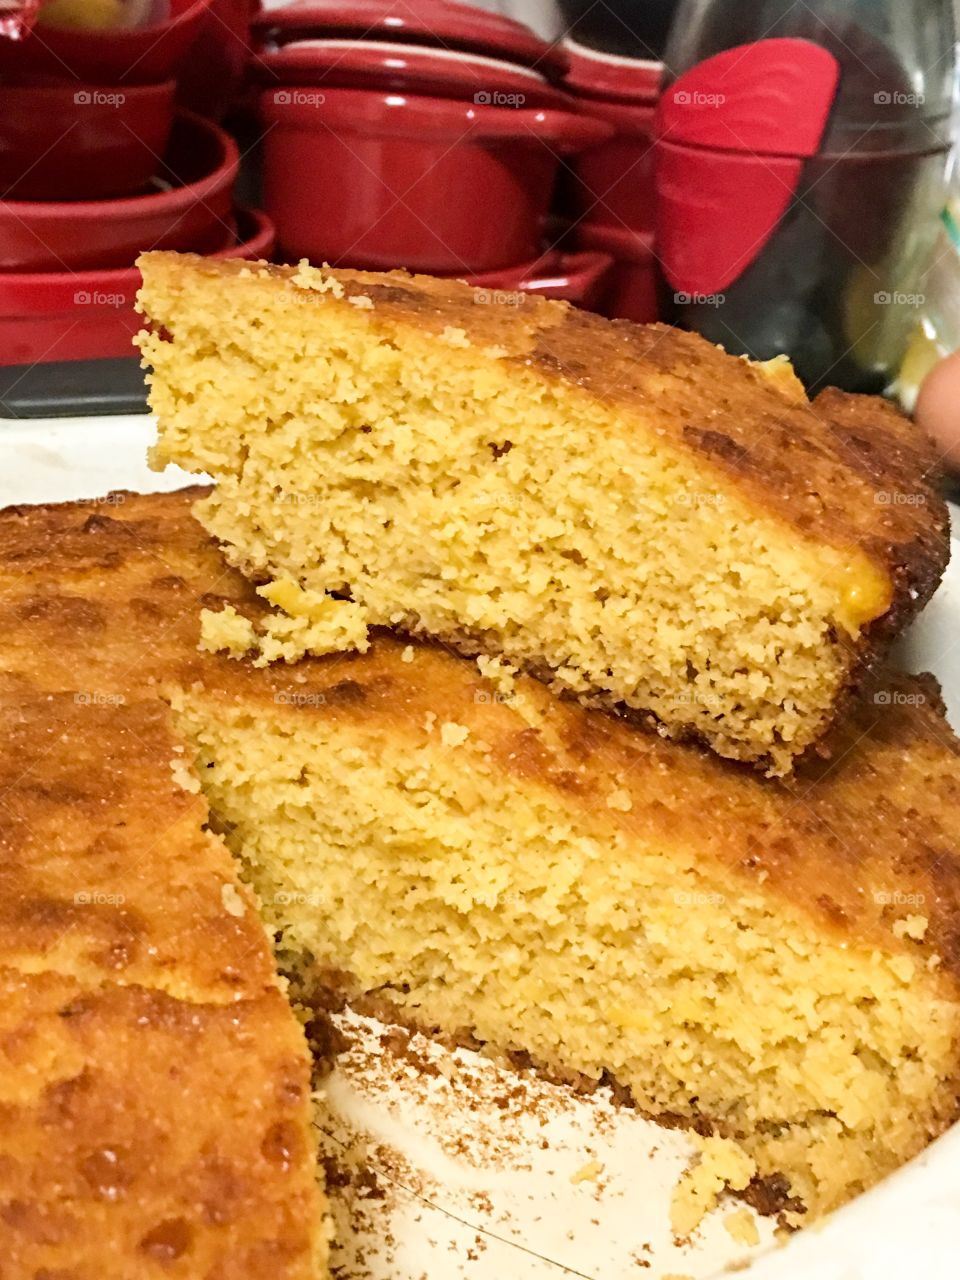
[
  {"xmin": 140, "ymin": 253, "xmax": 951, "ymax": 638},
  {"xmin": 3, "ymin": 488, "xmax": 958, "ymax": 995},
  {"xmin": 0, "ymin": 491, "xmax": 321, "ymax": 1277}
]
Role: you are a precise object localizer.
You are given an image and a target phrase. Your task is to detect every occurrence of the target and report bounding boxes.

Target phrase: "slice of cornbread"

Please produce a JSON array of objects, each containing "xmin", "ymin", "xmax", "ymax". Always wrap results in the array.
[
  {"xmin": 0, "ymin": 497, "xmax": 326, "ymax": 1278},
  {"xmin": 137, "ymin": 253, "xmax": 950, "ymax": 774}
]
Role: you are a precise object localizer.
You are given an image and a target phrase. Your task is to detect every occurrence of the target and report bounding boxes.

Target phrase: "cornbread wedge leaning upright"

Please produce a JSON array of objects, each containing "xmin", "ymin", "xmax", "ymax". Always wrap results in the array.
[{"xmin": 138, "ymin": 253, "xmax": 949, "ymax": 774}]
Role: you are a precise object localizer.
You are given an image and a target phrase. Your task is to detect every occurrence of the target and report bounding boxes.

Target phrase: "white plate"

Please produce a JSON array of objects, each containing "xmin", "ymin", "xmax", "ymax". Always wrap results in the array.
[{"xmin": 4, "ymin": 413, "xmax": 959, "ymax": 1280}]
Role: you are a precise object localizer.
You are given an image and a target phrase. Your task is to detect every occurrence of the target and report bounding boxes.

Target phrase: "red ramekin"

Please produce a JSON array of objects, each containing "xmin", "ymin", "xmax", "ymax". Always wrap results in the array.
[
  {"xmin": 260, "ymin": 87, "xmax": 611, "ymax": 273},
  {"xmin": 573, "ymin": 221, "xmax": 659, "ymax": 323},
  {"xmin": 0, "ymin": 110, "xmax": 239, "ymax": 272},
  {"xmin": 0, "ymin": 206, "xmax": 274, "ymax": 367},
  {"xmin": 0, "ymin": 80, "xmax": 176, "ymax": 201},
  {"xmin": 0, "ymin": 0, "xmax": 213, "ymax": 83}
]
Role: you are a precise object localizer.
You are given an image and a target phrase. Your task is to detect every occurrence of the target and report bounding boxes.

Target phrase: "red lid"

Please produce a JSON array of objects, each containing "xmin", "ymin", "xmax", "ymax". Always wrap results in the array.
[
  {"xmin": 256, "ymin": 38, "xmax": 570, "ymax": 105},
  {"xmin": 253, "ymin": 0, "xmax": 567, "ymax": 77},
  {"xmin": 657, "ymin": 37, "xmax": 840, "ymax": 157},
  {"xmin": 560, "ymin": 37, "xmax": 662, "ymax": 105}
]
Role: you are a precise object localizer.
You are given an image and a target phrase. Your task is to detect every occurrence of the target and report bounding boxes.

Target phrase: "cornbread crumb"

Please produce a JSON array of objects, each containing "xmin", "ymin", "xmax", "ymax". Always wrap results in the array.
[
  {"xmin": 440, "ymin": 325, "xmax": 470, "ymax": 348},
  {"xmin": 476, "ymin": 654, "xmax": 518, "ymax": 699},
  {"xmin": 201, "ymin": 588, "xmax": 370, "ymax": 667},
  {"xmin": 348, "ymin": 294, "xmax": 373, "ymax": 310},
  {"xmin": 894, "ymin": 914, "xmax": 929, "ymax": 941},
  {"xmin": 723, "ymin": 1208, "xmax": 760, "ymax": 1247},
  {"xmin": 670, "ymin": 1137, "xmax": 756, "ymax": 1237},
  {"xmin": 220, "ymin": 882, "xmax": 247, "ymax": 918},
  {"xmin": 291, "ymin": 259, "xmax": 344, "ymax": 297},
  {"xmin": 199, "ymin": 603, "xmax": 256, "ymax": 657},
  {"xmin": 170, "ymin": 756, "xmax": 200, "ymax": 794},
  {"xmin": 401, "ymin": 645, "xmax": 415, "ymax": 663},
  {"xmin": 440, "ymin": 721, "xmax": 470, "ymax": 747},
  {"xmin": 570, "ymin": 1159, "xmax": 604, "ymax": 1184},
  {"xmin": 606, "ymin": 788, "xmax": 633, "ymax": 812}
]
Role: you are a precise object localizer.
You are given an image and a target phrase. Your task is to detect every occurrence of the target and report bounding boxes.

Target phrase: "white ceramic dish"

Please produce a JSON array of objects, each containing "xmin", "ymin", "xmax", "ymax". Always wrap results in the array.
[{"xmin": 3, "ymin": 412, "xmax": 959, "ymax": 1280}]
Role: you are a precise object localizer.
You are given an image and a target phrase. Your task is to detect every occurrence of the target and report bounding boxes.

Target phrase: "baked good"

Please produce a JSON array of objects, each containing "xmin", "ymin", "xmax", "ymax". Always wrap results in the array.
[
  {"xmin": 137, "ymin": 253, "xmax": 950, "ymax": 774},
  {"xmin": 0, "ymin": 492, "xmax": 325, "ymax": 1279},
  {"xmin": 5, "ymin": 486, "xmax": 959, "ymax": 1237}
]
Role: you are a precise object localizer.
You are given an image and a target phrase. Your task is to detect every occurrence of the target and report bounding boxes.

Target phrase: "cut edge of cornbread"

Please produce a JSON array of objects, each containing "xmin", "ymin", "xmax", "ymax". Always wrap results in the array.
[
  {"xmin": 136, "ymin": 254, "xmax": 950, "ymax": 776},
  {"xmin": 162, "ymin": 635, "xmax": 960, "ymax": 1226}
]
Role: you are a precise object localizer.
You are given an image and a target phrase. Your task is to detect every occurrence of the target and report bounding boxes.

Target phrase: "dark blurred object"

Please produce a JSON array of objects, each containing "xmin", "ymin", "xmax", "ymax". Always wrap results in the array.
[
  {"xmin": 0, "ymin": 80, "xmax": 175, "ymax": 199},
  {"xmin": 0, "ymin": 0, "xmax": 211, "ymax": 81},
  {"xmin": 656, "ymin": 0, "xmax": 956, "ymax": 394},
  {"xmin": 0, "ymin": 207, "xmax": 274, "ymax": 418},
  {"xmin": 0, "ymin": 111, "xmax": 237, "ymax": 270},
  {"xmin": 556, "ymin": 0, "xmax": 677, "ymax": 59},
  {"xmin": 177, "ymin": 0, "xmax": 256, "ymax": 119}
]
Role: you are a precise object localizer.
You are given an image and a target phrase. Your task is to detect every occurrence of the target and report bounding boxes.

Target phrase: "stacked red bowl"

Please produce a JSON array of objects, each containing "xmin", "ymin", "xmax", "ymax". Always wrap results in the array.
[
  {"xmin": 0, "ymin": 0, "xmax": 268, "ymax": 388},
  {"xmin": 560, "ymin": 36, "xmax": 663, "ymax": 322},
  {"xmin": 252, "ymin": 0, "xmax": 615, "ymax": 302}
]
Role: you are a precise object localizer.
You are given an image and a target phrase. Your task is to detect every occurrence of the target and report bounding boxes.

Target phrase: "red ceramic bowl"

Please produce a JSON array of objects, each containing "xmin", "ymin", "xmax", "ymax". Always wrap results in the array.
[
  {"xmin": 0, "ymin": 80, "xmax": 176, "ymax": 201},
  {"xmin": 1, "ymin": 0, "xmax": 212, "ymax": 83},
  {"xmin": 573, "ymin": 221, "xmax": 659, "ymax": 323},
  {"xmin": 0, "ymin": 111, "xmax": 239, "ymax": 272},
  {"xmin": 567, "ymin": 94, "xmax": 658, "ymax": 235},
  {"xmin": 177, "ymin": 0, "xmax": 257, "ymax": 120},
  {"xmin": 260, "ymin": 87, "xmax": 611, "ymax": 272},
  {"xmin": 462, "ymin": 248, "xmax": 612, "ymax": 306},
  {"xmin": 255, "ymin": 38, "xmax": 571, "ymax": 106},
  {"xmin": 0, "ymin": 206, "xmax": 274, "ymax": 367}
]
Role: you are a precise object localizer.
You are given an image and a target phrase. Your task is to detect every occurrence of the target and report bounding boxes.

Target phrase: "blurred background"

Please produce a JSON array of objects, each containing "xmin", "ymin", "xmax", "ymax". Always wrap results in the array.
[{"xmin": 2, "ymin": 0, "xmax": 960, "ymax": 474}]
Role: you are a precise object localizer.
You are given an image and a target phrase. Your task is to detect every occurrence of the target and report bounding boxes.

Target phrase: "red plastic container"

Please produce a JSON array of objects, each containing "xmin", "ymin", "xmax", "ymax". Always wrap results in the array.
[
  {"xmin": 0, "ymin": 79, "xmax": 176, "ymax": 201},
  {"xmin": 463, "ymin": 248, "xmax": 612, "ymax": 306},
  {"xmin": 0, "ymin": 0, "xmax": 212, "ymax": 82},
  {"xmin": 0, "ymin": 207, "xmax": 274, "ymax": 367},
  {"xmin": 260, "ymin": 87, "xmax": 610, "ymax": 272},
  {"xmin": 0, "ymin": 111, "xmax": 239, "ymax": 272},
  {"xmin": 574, "ymin": 222, "xmax": 658, "ymax": 323}
]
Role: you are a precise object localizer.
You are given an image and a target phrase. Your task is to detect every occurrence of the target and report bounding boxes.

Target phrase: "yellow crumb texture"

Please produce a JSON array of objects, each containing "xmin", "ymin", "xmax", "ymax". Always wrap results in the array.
[
  {"xmin": 200, "ymin": 589, "xmax": 370, "ymax": 668},
  {"xmin": 570, "ymin": 1159, "xmax": 604, "ymax": 1185},
  {"xmin": 723, "ymin": 1207, "xmax": 761, "ymax": 1248},
  {"xmin": 671, "ymin": 1137, "xmax": 756, "ymax": 1238}
]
